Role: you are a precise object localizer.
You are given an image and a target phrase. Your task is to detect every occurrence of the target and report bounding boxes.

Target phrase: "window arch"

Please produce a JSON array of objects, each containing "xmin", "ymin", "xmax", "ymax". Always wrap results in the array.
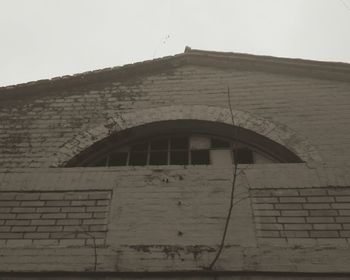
[{"xmin": 65, "ymin": 120, "xmax": 303, "ymax": 167}]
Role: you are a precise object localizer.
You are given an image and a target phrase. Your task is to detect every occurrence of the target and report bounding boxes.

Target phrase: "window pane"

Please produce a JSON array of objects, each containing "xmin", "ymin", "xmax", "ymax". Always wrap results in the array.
[
  {"xmin": 109, "ymin": 152, "xmax": 128, "ymax": 166},
  {"xmin": 233, "ymin": 148, "xmax": 254, "ymax": 164},
  {"xmin": 210, "ymin": 150, "xmax": 232, "ymax": 165},
  {"xmin": 131, "ymin": 142, "xmax": 148, "ymax": 151},
  {"xmin": 129, "ymin": 152, "xmax": 147, "ymax": 166},
  {"xmin": 254, "ymin": 152, "xmax": 275, "ymax": 164},
  {"xmin": 190, "ymin": 136, "xmax": 210, "ymax": 150},
  {"xmin": 91, "ymin": 156, "xmax": 107, "ymax": 167},
  {"xmin": 170, "ymin": 137, "xmax": 188, "ymax": 149},
  {"xmin": 191, "ymin": 150, "xmax": 210, "ymax": 165},
  {"xmin": 170, "ymin": 151, "xmax": 188, "ymax": 165},
  {"xmin": 211, "ymin": 138, "xmax": 231, "ymax": 148},
  {"xmin": 150, "ymin": 139, "xmax": 168, "ymax": 150},
  {"xmin": 149, "ymin": 151, "xmax": 168, "ymax": 165}
]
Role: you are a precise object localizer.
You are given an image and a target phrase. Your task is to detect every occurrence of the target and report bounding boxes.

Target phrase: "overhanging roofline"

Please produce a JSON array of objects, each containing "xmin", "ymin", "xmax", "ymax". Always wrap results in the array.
[{"xmin": 1, "ymin": 47, "xmax": 350, "ymax": 100}]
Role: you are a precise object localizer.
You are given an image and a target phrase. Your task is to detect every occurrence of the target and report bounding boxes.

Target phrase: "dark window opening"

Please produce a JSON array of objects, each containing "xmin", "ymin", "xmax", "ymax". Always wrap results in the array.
[
  {"xmin": 191, "ymin": 150, "xmax": 210, "ymax": 165},
  {"xmin": 234, "ymin": 148, "xmax": 254, "ymax": 164},
  {"xmin": 149, "ymin": 151, "xmax": 168, "ymax": 165},
  {"xmin": 91, "ymin": 157, "xmax": 107, "ymax": 167},
  {"xmin": 131, "ymin": 142, "xmax": 148, "ymax": 151},
  {"xmin": 150, "ymin": 139, "xmax": 168, "ymax": 150},
  {"xmin": 211, "ymin": 138, "xmax": 231, "ymax": 148},
  {"xmin": 129, "ymin": 152, "xmax": 148, "ymax": 166},
  {"xmin": 109, "ymin": 152, "xmax": 128, "ymax": 166},
  {"xmin": 171, "ymin": 137, "xmax": 188, "ymax": 149},
  {"xmin": 71, "ymin": 131, "xmax": 290, "ymax": 167},
  {"xmin": 170, "ymin": 151, "xmax": 188, "ymax": 165}
]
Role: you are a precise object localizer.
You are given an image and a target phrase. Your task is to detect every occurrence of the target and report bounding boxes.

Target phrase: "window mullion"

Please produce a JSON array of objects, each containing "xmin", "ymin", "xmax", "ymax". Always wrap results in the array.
[
  {"xmin": 126, "ymin": 151, "xmax": 130, "ymax": 166},
  {"xmin": 167, "ymin": 138, "xmax": 170, "ymax": 165},
  {"xmin": 146, "ymin": 142, "xmax": 151, "ymax": 165}
]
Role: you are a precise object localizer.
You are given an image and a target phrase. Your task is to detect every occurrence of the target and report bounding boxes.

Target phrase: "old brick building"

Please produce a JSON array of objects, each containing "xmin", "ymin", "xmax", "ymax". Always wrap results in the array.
[{"xmin": 1, "ymin": 48, "xmax": 350, "ymax": 279}]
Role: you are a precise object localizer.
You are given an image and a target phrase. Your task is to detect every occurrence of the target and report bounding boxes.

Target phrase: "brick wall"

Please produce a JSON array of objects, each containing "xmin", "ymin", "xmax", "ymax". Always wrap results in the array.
[
  {"xmin": 0, "ymin": 190, "xmax": 111, "ymax": 247},
  {"xmin": 0, "ymin": 164, "xmax": 349, "ymax": 273},
  {"xmin": 252, "ymin": 187, "xmax": 350, "ymax": 244},
  {"xmin": 1, "ymin": 56, "xmax": 350, "ymax": 274},
  {"xmin": 0, "ymin": 65, "xmax": 350, "ymax": 168}
]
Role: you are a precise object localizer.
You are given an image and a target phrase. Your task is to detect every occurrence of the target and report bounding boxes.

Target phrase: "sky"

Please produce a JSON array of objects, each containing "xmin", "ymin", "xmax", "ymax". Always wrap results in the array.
[{"xmin": 1, "ymin": 0, "xmax": 350, "ymax": 87}]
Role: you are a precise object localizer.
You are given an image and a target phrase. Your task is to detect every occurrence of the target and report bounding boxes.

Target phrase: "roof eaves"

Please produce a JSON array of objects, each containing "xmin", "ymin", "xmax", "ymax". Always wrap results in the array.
[
  {"xmin": 184, "ymin": 49, "xmax": 350, "ymax": 82},
  {"xmin": 0, "ymin": 53, "xmax": 189, "ymax": 99},
  {"xmin": 1, "ymin": 48, "xmax": 350, "ymax": 100}
]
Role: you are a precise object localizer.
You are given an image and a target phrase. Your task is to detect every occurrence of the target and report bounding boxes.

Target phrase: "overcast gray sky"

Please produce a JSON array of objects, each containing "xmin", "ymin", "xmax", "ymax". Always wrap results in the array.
[{"xmin": 1, "ymin": 0, "xmax": 350, "ymax": 87}]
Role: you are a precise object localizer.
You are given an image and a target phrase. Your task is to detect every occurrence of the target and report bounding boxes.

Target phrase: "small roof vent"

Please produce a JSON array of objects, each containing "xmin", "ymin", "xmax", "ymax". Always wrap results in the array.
[{"xmin": 184, "ymin": 46, "xmax": 192, "ymax": 53}]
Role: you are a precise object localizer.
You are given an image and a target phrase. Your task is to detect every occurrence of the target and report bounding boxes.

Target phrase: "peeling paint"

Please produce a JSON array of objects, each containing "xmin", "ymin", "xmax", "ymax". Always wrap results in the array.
[{"xmin": 128, "ymin": 245, "xmax": 216, "ymax": 261}]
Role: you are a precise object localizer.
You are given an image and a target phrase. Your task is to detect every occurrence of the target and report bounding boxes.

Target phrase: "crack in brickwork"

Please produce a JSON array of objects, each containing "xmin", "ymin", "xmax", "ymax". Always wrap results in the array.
[
  {"xmin": 251, "ymin": 187, "xmax": 350, "ymax": 243},
  {"xmin": 0, "ymin": 190, "xmax": 111, "ymax": 247}
]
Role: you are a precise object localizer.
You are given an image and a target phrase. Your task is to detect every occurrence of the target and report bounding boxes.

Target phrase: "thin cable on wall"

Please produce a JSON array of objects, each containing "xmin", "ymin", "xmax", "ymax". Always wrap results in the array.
[
  {"xmin": 207, "ymin": 87, "xmax": 240, "ymax": 270},
  {"xmin": 78, "ymin": 227, "xmax": 98, "ymax": 272}
]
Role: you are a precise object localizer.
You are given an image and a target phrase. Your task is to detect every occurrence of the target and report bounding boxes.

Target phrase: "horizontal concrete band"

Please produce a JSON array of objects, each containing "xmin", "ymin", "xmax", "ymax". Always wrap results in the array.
[
  {"xmin": 1, "ymin": 270, "xmax": 350, "ymax": 279},
  {"xmin": 1, "ymin": 245, "xmax": 350, "ymax": 273},
  {"xmin": 0, "ymin": 163, "xmax": 349, "ymax": 191}
]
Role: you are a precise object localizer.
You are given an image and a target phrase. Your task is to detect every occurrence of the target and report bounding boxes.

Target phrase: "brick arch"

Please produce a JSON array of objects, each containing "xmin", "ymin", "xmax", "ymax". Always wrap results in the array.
[{"xmin": 50, "ymin": 105, "xmax": 321, "ymax": 167}]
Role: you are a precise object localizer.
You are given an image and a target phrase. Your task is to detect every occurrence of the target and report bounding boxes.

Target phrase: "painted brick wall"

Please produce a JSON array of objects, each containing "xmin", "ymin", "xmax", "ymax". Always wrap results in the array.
[
  {"xmin": 0, "ymin": 164, "xmax": 350, "ymax": 273},
  {"xmin": 0, "ymin": 65, "xmax": 350, "ymax": 168},
  {"xmin": 0, "ymin": 190, "xmax": 111, "ymax": 247},
  {"xmin": 1, "ymin": 58, "xmax": 350, "ymax": 275},
  {"xmin": 252, "ymin": 187, "xmax": 350, "ymax": 243}
]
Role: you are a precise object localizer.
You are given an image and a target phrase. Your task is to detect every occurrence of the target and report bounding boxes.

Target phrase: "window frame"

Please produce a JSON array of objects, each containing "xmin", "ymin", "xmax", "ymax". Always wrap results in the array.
[{"xmin": 65, "ymin": 120, "xmax": 303, "ymax": 167}]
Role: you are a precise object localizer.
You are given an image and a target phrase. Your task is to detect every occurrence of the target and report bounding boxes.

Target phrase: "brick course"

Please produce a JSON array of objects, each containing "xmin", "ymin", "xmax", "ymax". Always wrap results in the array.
[
  {"xmin": 252, "ymin": 187, "xmax": 350, "ymax": 242},
  {"xmin": 1, "ymin": 63, "xmax": 349, "ymax": 168},
  {"xmin": 0, "ymin": 190, "xmax": 111, "ymax": 247},
  {"xmin": 0, "ymin": 53, "xmax": 350, "ymax": 273}
]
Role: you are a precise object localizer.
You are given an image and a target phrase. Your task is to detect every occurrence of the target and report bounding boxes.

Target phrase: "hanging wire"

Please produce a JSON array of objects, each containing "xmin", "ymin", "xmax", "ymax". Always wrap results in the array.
[{"xmin": 207, "ymin": 87, "xmax": 239, "ymax": 270}]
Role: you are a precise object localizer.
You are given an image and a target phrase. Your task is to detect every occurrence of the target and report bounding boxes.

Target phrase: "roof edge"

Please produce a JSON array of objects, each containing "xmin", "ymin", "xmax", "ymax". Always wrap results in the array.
[{"xmin": 1, "ymin": 48, "xmax": 349, "ymax": 99}]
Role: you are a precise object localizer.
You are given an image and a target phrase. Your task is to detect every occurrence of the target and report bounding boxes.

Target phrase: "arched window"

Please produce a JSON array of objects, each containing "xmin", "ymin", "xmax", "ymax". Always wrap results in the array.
[{"xmin": 66, "ymin": 120, "xmax": 303, "ymax": 167}]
